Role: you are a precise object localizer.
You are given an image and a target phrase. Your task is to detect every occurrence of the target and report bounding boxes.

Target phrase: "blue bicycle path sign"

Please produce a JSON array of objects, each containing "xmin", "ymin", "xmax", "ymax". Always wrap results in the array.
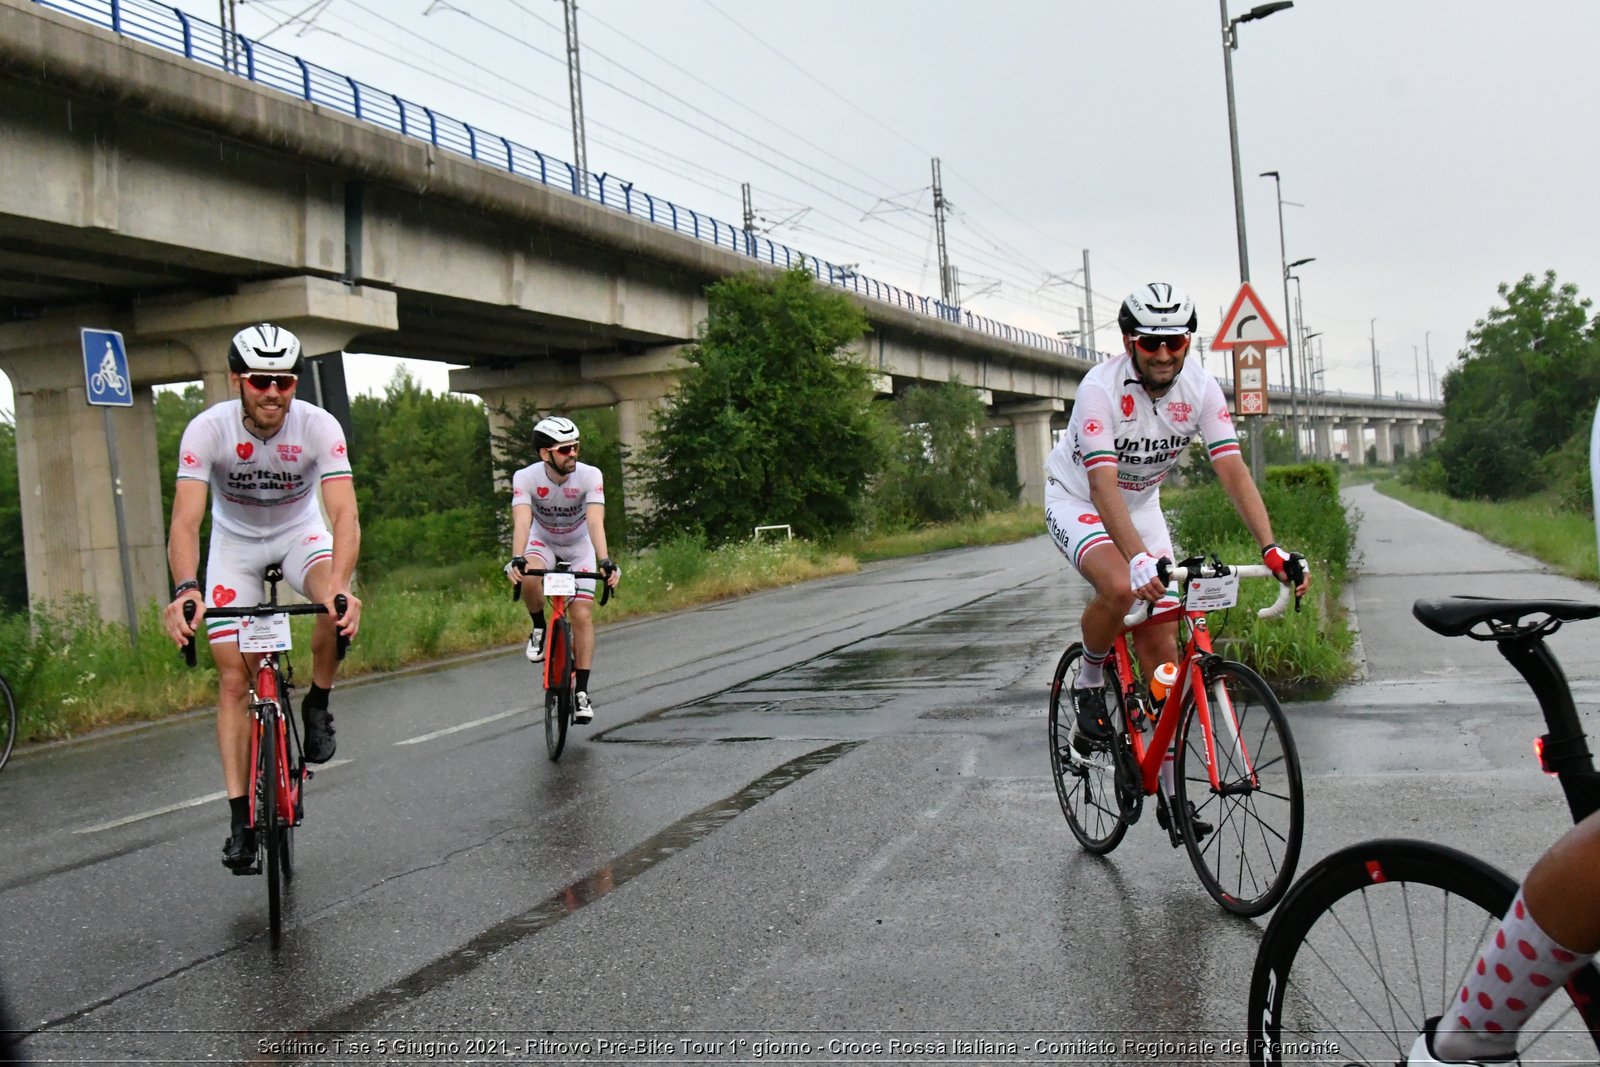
[{"xmin": 82, "ymin": 328, "xmax": 133, "ymax": 407}]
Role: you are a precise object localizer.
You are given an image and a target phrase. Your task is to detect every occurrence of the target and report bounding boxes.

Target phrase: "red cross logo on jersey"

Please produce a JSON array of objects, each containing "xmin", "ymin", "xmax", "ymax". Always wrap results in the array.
[
  {"xmin": 1121, "ymin": 394, "xmax": 1135, "ymax": 418},
  {"xmin": 1084, "ymin": 419, "xmax": 1103, "ymax": 436},
  {"xmin": 332, "ymin": 441, "xmax": 347, "ymax": 458},
  {"xmin": 236, "ymin": 442, "xmax": 253, "ymax": 461},
  {"xmin": 181, "ymin": 451, "xmax": 199, "ymax": 468}
]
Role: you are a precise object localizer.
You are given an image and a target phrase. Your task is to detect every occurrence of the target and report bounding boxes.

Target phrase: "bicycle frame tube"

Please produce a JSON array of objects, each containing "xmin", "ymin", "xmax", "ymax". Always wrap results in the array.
[
  {"xmin": 542, "ymin": 595, "xmax": 568, "ymax": 690},
  {"xmin": 253, "ymin": 657, "xmax": 297, "ymax": 824}
]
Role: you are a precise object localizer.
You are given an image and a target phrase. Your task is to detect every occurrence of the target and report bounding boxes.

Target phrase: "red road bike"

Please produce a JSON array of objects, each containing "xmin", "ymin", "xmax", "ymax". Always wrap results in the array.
[
  {"xmin": 509, "ymin": 559, "xmax": 612, "ymax": 761},
  {"xmin": 183, "ymin": 565, "xmax": 347, "ymax": 946},
  {"xmin": 1048, "ymin": 555, "xmax": 1305, "ymax": 916}
]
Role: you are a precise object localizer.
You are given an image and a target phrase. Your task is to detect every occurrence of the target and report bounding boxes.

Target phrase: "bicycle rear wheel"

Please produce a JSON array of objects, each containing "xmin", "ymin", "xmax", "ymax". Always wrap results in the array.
[
  {"xmin": 1048, "ymin": 643, "xmax": 1128, "ymax": 854},
  {"xmin": 1247, "ymin": 839, "xmax": 1600, "ymax": 1066},
  {"xmin": 1175, "ymin": 660, "xmax": 1303, "ymax": 917},
  {"xmin": 0, "ymin": 673, "xmax": 16, "ymax": 773},
  {"xmin": 543, "ymin": 619, "xmax": 573, "ymax": 761}
]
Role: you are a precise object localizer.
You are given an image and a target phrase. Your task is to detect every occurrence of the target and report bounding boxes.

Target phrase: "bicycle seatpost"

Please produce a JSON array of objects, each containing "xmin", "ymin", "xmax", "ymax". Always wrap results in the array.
[{"xmin": 1496, "ymin": 634, "xmax": 1600, "ymax": 824}]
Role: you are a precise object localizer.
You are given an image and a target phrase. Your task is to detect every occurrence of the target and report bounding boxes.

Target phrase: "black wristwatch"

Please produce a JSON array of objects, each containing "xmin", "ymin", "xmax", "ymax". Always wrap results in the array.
[{"xmin": 172, "ymin": 579, "xmax": 200, "ymax": 599}]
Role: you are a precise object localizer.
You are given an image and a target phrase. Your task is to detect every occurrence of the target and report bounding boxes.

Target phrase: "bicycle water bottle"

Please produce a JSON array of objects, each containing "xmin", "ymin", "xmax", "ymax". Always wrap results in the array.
[{"xmin": 1149, "ymin": 661, "xmax": 1179, "ymax": 705}]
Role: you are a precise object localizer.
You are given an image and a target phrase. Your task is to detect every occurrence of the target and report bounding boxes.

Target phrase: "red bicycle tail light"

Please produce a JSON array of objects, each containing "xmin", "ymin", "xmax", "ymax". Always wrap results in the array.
[{"xmin": 1534, "ymin": 736, "xmax": 1557, "ymax": 776}]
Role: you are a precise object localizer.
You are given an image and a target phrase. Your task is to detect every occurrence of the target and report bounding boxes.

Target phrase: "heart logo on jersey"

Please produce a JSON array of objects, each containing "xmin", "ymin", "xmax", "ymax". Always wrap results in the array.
[
  {"xmin": 1121, "ymin": 394, "xmax": 1135, "ymax": 418},
  {"xmin": 213, "ymin": 585, "xmax": 237, "ymax": 607},
  {"xmin": 236, "ymin": 442, "xmax": 254, "ymax": 461},
  {"xmin": 537, "ymin": 486, "xmax": 550, "ymax": 498}
]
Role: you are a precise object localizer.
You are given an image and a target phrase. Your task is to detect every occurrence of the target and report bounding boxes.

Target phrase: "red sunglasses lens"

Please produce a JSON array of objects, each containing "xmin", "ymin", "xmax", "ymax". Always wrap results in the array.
[
  {"xmin": 246, "ymin": 374, "xmax": 297, "ymax": 390},
  {"xmin": 1135, "ymin": 334, "xmax": 1189, "ymax": 354}
]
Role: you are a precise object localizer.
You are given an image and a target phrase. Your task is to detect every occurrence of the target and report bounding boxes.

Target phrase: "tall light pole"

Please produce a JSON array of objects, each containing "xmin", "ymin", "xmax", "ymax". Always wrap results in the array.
[
  {"xmin": 1425, "ymin": 330, "xmax": 1435, "ymax": 401},
  {"xmin": 1260, "ymin": 171, "xmax": 1299, "ymax": 456},
  {"xmin": 1370, "ymin": 317, "xmax": 1381, "ymax": 398},
  {"xmin": 1221, "ymin": 0, "xmax": 1293, "ymax": 479},
  {"xmin": 561, "ymin": 0, "xmax": 590, "ymax": 198},
  {"xmin": 1221, "ymin": 1, "xmax": 1294, "ymax": 283}
]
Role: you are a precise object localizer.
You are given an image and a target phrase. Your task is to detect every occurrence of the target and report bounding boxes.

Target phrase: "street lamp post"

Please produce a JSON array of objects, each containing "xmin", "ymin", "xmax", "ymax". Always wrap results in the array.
[
  {"xmin": 1260, "ymin": 171, "xmax": 1299, "ymax": 457},
  {"xmin": 1220, "ymin": 0, "xmax": 1293, "ymax": 478}
]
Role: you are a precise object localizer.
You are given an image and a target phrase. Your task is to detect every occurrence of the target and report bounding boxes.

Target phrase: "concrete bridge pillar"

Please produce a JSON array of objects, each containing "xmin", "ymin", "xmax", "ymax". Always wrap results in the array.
[
  {"xmin": 1342, "ymin": 422, "xmax": 1367, "ymax": 465},
  {"xmin": 1311, "ymin": 417, "xmax": 1334, "ymax": 462},
  {"xmin": 0, "ymin": 277, "xmax": 397, "ymax": 622},
  {"xmin": 1372, "ymin": 420, "xmax": 1395, "ymax": 465},
  {"xmin": 1399, "ymin": 420, "xmax": 1423, "ymax": 459},
  {"xmin": 993, "ymin": 399, "xmax": 1063, "ymax": 507}
]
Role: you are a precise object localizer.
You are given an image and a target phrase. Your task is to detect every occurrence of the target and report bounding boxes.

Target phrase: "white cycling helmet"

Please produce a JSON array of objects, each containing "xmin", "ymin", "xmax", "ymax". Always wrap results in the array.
[
  {"xmin": 1118, "ymin": 283, "xmax": 1198, "ymax": 335},
  {"xmin": 532, "ymin": 415, "xmax": 580, "ymax": 451},
  {"xmin": 228, "ymin": 323, "xmax": 303, "ymax": 374}
]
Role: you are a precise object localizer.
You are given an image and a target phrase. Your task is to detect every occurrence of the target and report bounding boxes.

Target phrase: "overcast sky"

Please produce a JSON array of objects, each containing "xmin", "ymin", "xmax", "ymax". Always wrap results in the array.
[{"xmin": 10, "ymin": 0, "xmax": 1600, "ymax": 410}]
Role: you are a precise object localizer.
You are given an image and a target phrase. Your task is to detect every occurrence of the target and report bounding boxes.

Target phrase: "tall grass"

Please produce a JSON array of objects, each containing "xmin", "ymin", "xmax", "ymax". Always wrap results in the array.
[{"xmin": 1377, "ymin": 482, "xmax": 1599, "ymax": 583}]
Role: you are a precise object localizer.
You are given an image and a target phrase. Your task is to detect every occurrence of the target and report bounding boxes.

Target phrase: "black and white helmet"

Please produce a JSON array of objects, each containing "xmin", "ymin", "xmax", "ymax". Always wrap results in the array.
[
  {"xmin": 532, "ymin": 415, "xmax": 580, "ymax": 451},
  {"xmin": 228, "ymin": 323, "xmax": 303, "ymax": 374},
  {"xmin": 1118, "ymin": 283, "xmax": 1198, "ymax": 336}
]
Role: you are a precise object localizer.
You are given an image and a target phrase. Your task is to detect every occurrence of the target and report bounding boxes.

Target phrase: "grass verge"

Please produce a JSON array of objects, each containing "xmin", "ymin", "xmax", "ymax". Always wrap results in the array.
[{"xmin": 1376, "ymin": 481, "xmax": 1598, "ymax": 583}]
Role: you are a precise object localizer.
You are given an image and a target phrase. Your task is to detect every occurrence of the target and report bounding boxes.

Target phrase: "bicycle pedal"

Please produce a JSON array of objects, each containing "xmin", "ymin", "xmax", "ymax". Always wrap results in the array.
[{"xmin": 232, "ymin": 863, "xmax": 262, "ymax": 877}]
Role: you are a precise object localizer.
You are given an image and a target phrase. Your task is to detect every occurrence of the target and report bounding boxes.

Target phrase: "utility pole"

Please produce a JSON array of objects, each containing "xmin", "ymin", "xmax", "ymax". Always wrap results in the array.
[
  {"xmin": 932, "ymin": 158, "xmax": 955, "ymax": 309},
  {"xmin": 1413, "ymin": 344, "xmax": 1421, "ymax": 399},
  {"xmin": 1082, "ymin": 249, "xmax": 1095, "ymax": 355},
  {"xmin": 220, "ymin": 0, "xmax": 239, "ymax": 72},
  {"xmin": 1425, "ymin": 330, "xmax": 1435, "ymax": 401},
  {"xmin": 561, "ymin": 0, "xmax": 590, "ymax": 198},
  {"xmin": 1370, "ymin": 317, "xmax": 1381, "ymax": 398},
  {"xmin": 741, "ymin": 181, "xmax": 754, "ymax": 255}
]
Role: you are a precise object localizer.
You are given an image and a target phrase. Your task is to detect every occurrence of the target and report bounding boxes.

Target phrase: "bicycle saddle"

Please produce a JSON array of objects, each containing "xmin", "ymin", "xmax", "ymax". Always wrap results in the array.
[{"xmin": 1413, "ymin": 595, "xmax": 1600, "ymax": 638}]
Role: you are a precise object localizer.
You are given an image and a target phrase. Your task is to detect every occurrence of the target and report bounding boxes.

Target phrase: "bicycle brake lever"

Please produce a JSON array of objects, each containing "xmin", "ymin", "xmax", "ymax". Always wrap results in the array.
[
  {"xmin": 333, "ymin": 593, "xmax": 350, "ymax": 660},
  {"xmin": 181, "ymin": 599, "xmax": 197, "ymax": 668}
]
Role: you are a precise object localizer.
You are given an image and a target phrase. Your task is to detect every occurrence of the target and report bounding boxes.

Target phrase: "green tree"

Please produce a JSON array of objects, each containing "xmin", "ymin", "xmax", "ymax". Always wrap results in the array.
[
  {"xmin": 638, "ymin": 268, "xmax": 884, "ymax": 544},
  {"xmin": 154, "ymin": 384, "xmax": 208, "ymax": 530},
  {"xmin": 873, "ymin": 380, "xmax": 1017, "ymax": 526},
  {"xmin": 0, "ymin": 415, "xmax": 24, "ymax": 612},
  {"xmin": 350, "ymin": 369, "xmax": 500, "ymax": 572},
  {"xmin": 1436, "ymin": 272, "xmax": 1600, "ymax": 500}
]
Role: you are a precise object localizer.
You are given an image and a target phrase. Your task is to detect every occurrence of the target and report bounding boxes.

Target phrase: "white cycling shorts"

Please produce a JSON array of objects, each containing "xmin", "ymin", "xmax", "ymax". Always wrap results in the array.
[
  {"xmin": 1045, "ymin": 488, "xmax": 1173, "ymax": 577},
  {"xmin": 522, "ymin": 525, "xmax": 598, "ymax": 601},
  {"xmin": 202, "ymin": 521, "xmax": 335, "ymax": 644}
]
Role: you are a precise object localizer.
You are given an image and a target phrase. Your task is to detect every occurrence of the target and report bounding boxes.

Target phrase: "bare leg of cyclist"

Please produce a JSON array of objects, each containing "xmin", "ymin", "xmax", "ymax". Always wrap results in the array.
[
  {"xmin": 571, "ymin": 597, "xmax": 595, "ymax": 672},
  {"xmin": 213, "ymin": 643, "xmax": 253, "ymax": 798},
  {"xmin": 1428, "ymin": 811, "xmax": 1600, "ymax": 1063}
]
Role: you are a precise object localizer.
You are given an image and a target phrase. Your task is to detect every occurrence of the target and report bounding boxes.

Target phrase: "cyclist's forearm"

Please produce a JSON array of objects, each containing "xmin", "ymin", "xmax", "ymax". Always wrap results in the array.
[
  {"xmin": 510, "ymin": 508, "xmax": 531, "ymax": 558},
  {"xmin": 330, "ymin": 513, "xmax": 360, "ymax": 590},
  {"xmin": 587, "ymin": 504, "xmax": 609, "ymax": 560},
  {"xmin": 1214, "ymin": 455, "xmax": 1276, "ymax": 550}
]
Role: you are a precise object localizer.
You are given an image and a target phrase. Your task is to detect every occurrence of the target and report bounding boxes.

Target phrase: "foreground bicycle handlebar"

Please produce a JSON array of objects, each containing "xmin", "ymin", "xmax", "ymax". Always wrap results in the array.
[
  {"xmin": 1121, "ymin": 560, "xmax": 1298, "ymax": 629},
  {"xmin": 180, "ymin": 595, "xmax": 350, "ymax": 667}
]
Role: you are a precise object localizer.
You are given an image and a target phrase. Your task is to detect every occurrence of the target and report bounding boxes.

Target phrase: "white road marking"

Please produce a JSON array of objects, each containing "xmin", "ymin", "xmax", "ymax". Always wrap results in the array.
[
  {"xmin": 395, "ymin": 708, "xmax": 526, "ymax": 746},
  {"xmin": 72, "ymin": 759, "xmax": 353, "ymax": 834}
]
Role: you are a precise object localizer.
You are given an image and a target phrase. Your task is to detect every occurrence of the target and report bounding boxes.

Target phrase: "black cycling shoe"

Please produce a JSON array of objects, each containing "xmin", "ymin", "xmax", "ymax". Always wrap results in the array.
[
  {"xmin": 302, "ymin": 704, "xmax": 336, "ymax": 764},
  {"xmin": 1071, "ymin": 686, "xmax": 1112, "ymax": 756},
  {"xmin": 1156, "ymin": 797, "xmax": 1213, "ymax": 846},
  {"xmin": 222, "ymin": 826, "xmax": 257, "ymax": 871}
]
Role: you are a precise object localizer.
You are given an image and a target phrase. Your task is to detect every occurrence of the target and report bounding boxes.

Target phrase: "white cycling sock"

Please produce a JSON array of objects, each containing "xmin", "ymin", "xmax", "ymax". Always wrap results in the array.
[
  {"xmin": 1077, "ymin": 646, "xmax": 1110, "ymax": 689},
  {"xmin": 1433, "ymin": 888, "xmax": 1593, "ymax": 1061}
]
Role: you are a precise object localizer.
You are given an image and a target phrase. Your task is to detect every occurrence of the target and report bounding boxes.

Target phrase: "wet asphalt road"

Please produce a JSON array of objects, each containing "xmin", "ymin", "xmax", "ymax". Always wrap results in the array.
[{"xmin": 3, "ymin": 490, "xmax": 1598, "ymax": 1064}]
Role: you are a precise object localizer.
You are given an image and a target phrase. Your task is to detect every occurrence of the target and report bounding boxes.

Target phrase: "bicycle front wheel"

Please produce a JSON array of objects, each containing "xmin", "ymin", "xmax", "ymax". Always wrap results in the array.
[
  {"xmin": 260, "ymin": 707, "xmax": 284, "ymax": 947},
  {"xmin": 0, "ymin": 673, "xmax": 16, "ymax": 773},
  {"xmin": 1048, "ymin": 643, "xmax": 1127, "ymax": 854},
  {"xmin": 1247, "ymin": 839, "xmax": 1600, "ymax": 1066},
  {"xmin": 543, "ymin": 619, "xmax": 573, "ymax": 761},
  {"xmin": 1175, "ymin": 660, "xmax": 1303, "ymax": 916}
]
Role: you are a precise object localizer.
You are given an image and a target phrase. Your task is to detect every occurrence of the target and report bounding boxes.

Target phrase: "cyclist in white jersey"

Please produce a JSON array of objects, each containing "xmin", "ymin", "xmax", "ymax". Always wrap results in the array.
[
  {"xmin": 505, "ymin": 416, "xmax": 620, "ymax": 725},
  {"xmin": 161, "ymin": 324, "xmax": 362, "ymax": 871},
  {"xmin": 1045, "ymin": 283, "xmax": 1308, "ymax": 842}
]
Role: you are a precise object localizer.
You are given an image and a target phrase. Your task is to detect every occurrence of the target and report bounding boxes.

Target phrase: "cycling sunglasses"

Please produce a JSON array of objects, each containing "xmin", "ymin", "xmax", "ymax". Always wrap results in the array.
[
  {"xmin": 244, "ymin": 373, "xmax": 298, "ymax": 391},
  {"xmin": 550, "ymin": 443, "xmax": 579, "ymax": 456},
  {"xmin": 1133, "ymin": 333, "xmax": 1191, "ymax": 354}
]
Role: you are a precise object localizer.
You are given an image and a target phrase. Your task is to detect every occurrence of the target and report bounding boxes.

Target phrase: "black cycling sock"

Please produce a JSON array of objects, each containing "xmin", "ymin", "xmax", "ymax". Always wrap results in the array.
[
  {"xmin": 228, "ymin": 795, "xmax": 248, "ymax": 829},
  {"xmin": 303, "ymin": 684, "xmax": 331, "ymax": 711},
  {"xmin": 530, "ymin": 611, "xmax": 547, "ymax": 631},
  {"xmin": 577, "ymin": 669, "xmax": 591, "ymax": 694}
]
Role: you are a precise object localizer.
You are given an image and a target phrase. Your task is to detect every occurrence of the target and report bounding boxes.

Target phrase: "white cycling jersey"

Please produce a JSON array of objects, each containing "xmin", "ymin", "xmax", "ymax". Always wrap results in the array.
[
  {"xmin": 1045, "ymin": 352, "xmax": 1240, "ymax": 506},
  {"xmin": 176, "ymin": 400, "xmax": 351, "ymax": 538},
  {"xmin": 510, "ymin": 460, "xmax": 605, "ymax": 544}
]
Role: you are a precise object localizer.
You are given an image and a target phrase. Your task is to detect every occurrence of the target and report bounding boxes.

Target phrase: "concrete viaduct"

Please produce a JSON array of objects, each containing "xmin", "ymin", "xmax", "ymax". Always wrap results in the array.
[{"xmin": 0, "ymin": 0, "xmax": 1440, "ymax": 621}]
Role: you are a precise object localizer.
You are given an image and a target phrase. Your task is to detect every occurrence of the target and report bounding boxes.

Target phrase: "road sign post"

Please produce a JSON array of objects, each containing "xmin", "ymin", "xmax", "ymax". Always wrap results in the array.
[
  {"xmin": 81, "ymin": 328, "xmax": 140, "ymax": 648},
  {"xmin": 1210, "ymin": 283, "xmax": 1288, "ymax": 483}
]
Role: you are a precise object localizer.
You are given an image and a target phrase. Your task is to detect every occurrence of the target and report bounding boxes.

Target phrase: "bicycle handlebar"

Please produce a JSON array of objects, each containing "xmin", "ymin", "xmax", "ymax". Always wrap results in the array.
[
  {"xmin": 1121, "ymin": 562, "xmax": 1297, "ymax": 629},
  {"xmin": 507, "ymin": 557, "xmax": 615, "ymax": 607},
  {"xmin": 181, "ymin": 595, "xmax": 350, "ymax": 667}
]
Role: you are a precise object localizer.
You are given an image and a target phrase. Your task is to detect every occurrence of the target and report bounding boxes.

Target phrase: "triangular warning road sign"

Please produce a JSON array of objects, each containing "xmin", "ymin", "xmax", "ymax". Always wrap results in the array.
[{"xmin": 1211, "ymin": 282, "xmax": 1287, "ymax": 350}]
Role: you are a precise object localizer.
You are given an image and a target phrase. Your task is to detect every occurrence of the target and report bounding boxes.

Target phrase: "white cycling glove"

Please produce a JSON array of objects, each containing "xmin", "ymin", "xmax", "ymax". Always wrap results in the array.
[{"xmin": 1128, "ymin": 551, "xmax": 1163, "ymax": 592}]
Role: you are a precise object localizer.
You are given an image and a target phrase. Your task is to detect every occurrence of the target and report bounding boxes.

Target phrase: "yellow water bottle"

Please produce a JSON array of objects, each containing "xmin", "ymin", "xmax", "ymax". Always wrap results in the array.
[{"xmin": 1149, "ymin": 661, "xmax": 1179, "ymax": 706}]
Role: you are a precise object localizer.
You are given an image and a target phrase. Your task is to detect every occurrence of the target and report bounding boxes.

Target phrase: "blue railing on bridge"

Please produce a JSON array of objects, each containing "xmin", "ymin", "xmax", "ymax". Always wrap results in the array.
[{"xmin": 34, "ymin": 0, "xmax": 1112, "ymax": 365}]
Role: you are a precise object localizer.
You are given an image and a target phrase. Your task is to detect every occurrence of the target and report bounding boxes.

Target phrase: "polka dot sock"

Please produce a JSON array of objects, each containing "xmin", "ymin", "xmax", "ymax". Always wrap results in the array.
[{"xmin": 1433, "ymin": 888, "xmax": 1594, "ymax": 1061}]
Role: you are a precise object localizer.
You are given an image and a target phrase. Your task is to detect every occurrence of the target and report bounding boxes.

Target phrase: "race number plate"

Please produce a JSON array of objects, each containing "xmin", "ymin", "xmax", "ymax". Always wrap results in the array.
[
  {"xmin": 543, "ymin": 572, "xmax": 577, "ymax": 597},
  {"xmin": 237, "ymin": 613, "xmax": 292, "ymax": 652},
  {"xmin": 1187, "ymin": 573, "xmax": 1240, "ymax": 612}
]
